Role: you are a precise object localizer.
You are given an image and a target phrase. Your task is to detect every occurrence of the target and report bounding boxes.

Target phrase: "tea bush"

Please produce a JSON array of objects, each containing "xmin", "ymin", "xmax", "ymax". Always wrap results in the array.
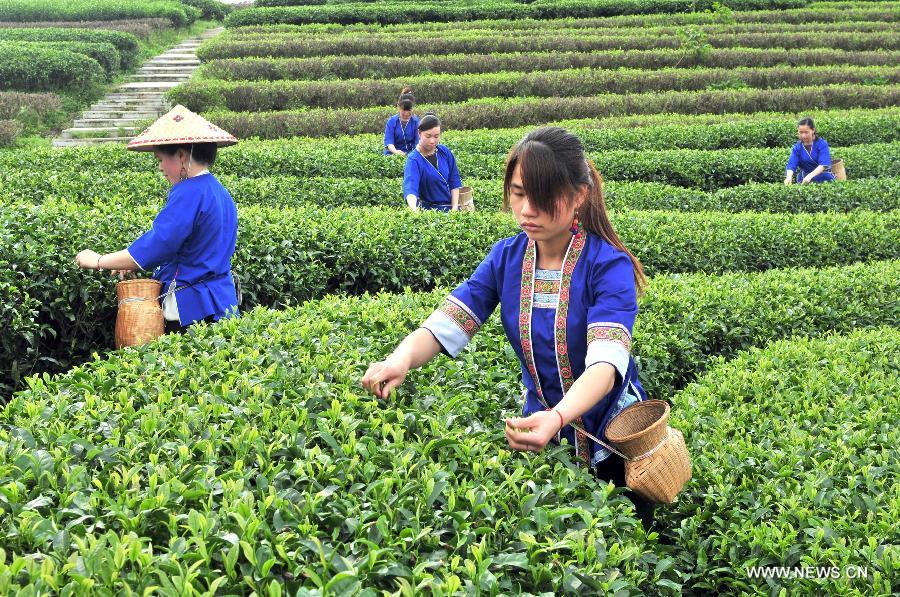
[
  {"xmin": 198, "ymin": 48, "xmax": 900, "ymax": 82},
  {"xmin": 0, "ymin": 27, "xmax": 140, "ymax": 69},
  {"xmin": 224, "ymin": 6, "xmax": 899, "ymax": 35},
  {"xmin": 1, "ymin": 195, "xmax": 898, "ymax": 392},
  {"xmin": 17, "ymin": 41, "xmax": 122, "ymax": 78},
  {"xmin": 2, "ymin": 167, "xmax": 898, "ymax": 214},
  {"xmin": 0, "ymin": 276, "xmax": 897, "ymax": 590},
  {"xmin": 201, "ymin": 29, "xmax": 898, "ymax": 59},
  {"xmin": 0, "ymin": 120, "xmax": 21, "ymax": 147},
  {"xmin": 0, "ymin": 299, "xmax": 673, "ymax": 594},
  {"xmin": 663, "ymin": 328, "xmax": 900, "ymax": 594},
  {"xmin": 181, "ymin": 0, "xmax": 231, "ymax": 20},
  {"xmin": 226, "ymin": 0, "xmax": 808, "ymax": 26},
  {"xmin": 5, "ymin": 139, "xmax": 896, "ymax": 190},
  {"xmin": 197, "ymin": 87, "xmax": 900, "ymax": 139},
  {"xmin": 0, "ymin": 0, "xmax": 200, "ymax": 26},
  {"xmin": 170, "ymin": 65, "xmax": 900, "ymax": 112},
  {"xmin": 0, "ymin": 43, "xmax": 105, "ymax": 93}
]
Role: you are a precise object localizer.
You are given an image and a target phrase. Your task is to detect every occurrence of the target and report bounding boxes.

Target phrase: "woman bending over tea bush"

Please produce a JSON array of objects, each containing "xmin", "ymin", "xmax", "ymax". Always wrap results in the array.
[
  {"xmin": 75, "ymin": 105, "xmax": 240, "ymax": 333},
  {"xmin": 365, "ymin": 126, "xmax": 655, "ymax": 526}
]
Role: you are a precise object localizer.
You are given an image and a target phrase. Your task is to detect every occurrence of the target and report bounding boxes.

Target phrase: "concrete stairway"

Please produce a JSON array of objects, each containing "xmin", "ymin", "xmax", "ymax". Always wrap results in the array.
[{"xmin": 53, "ymin": 27, "xmax": 223, "ymax": 147}]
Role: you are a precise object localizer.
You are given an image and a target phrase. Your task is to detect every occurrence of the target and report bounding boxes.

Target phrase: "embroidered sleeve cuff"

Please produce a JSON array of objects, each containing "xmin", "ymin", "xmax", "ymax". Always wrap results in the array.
[
  {"xmin": 585, "ymin": 323, "xmax": 632, "ymax": 381},
  {"xmin": 420, "ymin": 296, "xmax": 482, "ymax": 358}
]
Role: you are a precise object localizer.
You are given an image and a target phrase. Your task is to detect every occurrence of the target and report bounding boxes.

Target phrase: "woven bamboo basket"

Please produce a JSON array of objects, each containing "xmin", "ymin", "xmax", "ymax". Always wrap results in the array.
[
  {"xmin": 458, "ymin": 186, "xmax": 475, "ymax": 212},
  {"xmin": 114, "ymin": 279, "xmax": 164, "ymax": 348},
  {"xmin": 831, "ymin": 158, "xmax": 847, "ymax": 181},
  {"xmin": 606, "ymin": 400, "xmax": 692, "ymax": 503},
  {"xmin": 606, "ymin": 400, "xmax": 670, "ymax": 458},
  {"xmin": 625, "ymin": 428, "xmax": 692, "ymax": 504}
]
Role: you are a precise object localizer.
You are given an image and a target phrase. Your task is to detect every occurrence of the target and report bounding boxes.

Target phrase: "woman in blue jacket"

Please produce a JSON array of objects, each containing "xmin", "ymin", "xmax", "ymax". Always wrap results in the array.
[
  {"xmin": 75, "ymin": 105, "xmax": 240, "ymax": 333},
  {"xmin": 384, "ymin": 87, "xmax": 419, "ymax": 156},
  {"xmin": 784, "ymin": 117, "xmax": 836, "ymax": 184},
  {"xmin": 403, "ymin": 113, "xmax": 463, "ymax": 212},
  {"xmin": 365, "ymin": 126, "xmax": 655, "ymax": 527}
]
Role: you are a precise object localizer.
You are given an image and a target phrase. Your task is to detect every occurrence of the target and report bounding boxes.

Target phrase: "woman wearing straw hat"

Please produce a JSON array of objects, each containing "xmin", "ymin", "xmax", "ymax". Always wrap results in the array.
[
  {"xmin": 364, "ymin": 126, "xmax": 655, "ymax": 526},
  {"xmin": 384, "ymin": 87, "xmax": 419, "ymax": 156},
  {"xmin": 784, "ymin": 117, "xmax": 836, "ymax": 185},
  {"xmin": 74, "ymin": 104, "xmax": 240, "ymax": 333},
  {"xmin": 403, "ymin": 112, "xmax": 463, "ymax": 212}
]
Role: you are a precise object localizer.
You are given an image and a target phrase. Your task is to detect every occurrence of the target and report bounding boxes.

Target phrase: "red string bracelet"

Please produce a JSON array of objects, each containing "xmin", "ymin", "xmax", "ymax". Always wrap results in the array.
[{"xmin": 546, "ymin": 408, "xmax": 564, "ymax": 434}]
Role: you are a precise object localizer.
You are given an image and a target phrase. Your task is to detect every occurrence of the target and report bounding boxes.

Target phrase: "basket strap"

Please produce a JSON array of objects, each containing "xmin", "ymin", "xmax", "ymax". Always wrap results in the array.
[
  {"xmin": 572, "ymin": 423, "xmax": 672, "ymax": 463},
  {"xmin": 118, "ymin": 297, "xmax": 154, "ymax": 306},
  {"xmin": 157, "ymin": 271, "xmax": 230, "ymax": 301}
]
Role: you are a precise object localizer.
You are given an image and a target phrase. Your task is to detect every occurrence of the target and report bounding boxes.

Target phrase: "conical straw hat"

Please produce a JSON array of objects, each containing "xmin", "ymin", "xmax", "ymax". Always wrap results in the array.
[{"xmin": 127, "ymin": 104, "xmax": 238, "ymax": 151}]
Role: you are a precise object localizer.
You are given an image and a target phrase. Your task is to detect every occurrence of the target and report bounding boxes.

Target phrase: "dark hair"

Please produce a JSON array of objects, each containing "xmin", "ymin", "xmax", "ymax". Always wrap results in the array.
[
  {"xmin": 398, "ymin": 86, "xmax": 415, "ymax": 111},
  {"xmin": 797, "ymin": 117, "xmax": 819, "ymax": 140},
  {"xmin": 156, "ymin": 142, "xmax": 217, "ymax": 166},
  {"xmin": 419, "ymin": 112, "xmax": 441, "ymax": 133},
  {"xmin": 503, "ymin": 126, "xmax": 646, "ymax": 293}
]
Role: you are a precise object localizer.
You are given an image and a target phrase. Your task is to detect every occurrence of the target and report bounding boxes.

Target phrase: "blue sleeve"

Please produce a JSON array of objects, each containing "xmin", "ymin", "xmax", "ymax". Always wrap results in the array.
[
  {"xmin": 412, "ymin": 117, "xmax": 420, "ymax": 147},
  {"xmin": 403, "ymin": 156, "xmax": 420, "ymax": 198},
  {"xmin": 448, "ymin": 149, "xmax": 462, "ymax": 190},
  {"xmin": 421, "ymin": 240, "xmax": 503, "ymax": 357},
  {"xmin": 786, "ymin": 144, "xmax": 800, "ymax": 172},
  {"xmin": 128, "ymin": 187, "xmax": 198, "ymax": 270},
  {"xmin": 384, "ymin": 117, "xmax": 395, "ymax": 148},
  {"xmin": 816, "ymin": 139, "xmax": 832, "ymax": 167},
  {"xmin": 584, "ymin": 251, "xmax": 638, "ymax": 382}
]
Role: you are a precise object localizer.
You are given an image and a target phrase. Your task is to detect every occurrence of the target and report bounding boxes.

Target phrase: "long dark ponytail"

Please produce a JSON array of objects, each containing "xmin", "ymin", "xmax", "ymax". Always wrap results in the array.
[{"xmin": 502, "ymin": 126, "xmax": 647, "ymax": 293}]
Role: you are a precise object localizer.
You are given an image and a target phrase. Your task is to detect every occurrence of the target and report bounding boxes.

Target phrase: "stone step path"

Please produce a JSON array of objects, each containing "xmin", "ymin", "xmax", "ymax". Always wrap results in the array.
[{"xmin": 53, "ymin": 27, "xmax": 222, "ymax": 147}]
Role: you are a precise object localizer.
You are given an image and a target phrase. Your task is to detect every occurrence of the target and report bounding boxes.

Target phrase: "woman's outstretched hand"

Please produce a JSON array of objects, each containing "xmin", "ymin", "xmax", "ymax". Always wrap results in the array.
[
  {"xmin": 361, "ymin": 357, "xmax": 410, "ymax": 400},
  {"xmin": 75, "ymin": 249, "xmax": 101, "ymax": 269},
  {"xmin": 505, "ymin": 411, "xmax": 563, "ymax": 452}
]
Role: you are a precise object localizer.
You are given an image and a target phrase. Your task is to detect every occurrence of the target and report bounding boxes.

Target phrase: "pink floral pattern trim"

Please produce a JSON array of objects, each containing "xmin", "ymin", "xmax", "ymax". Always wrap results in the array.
[
  {"xmin": 439, "ymin": 297, "xmax": 481, "ymax": 337},
  {"xmin": 587, "ymin": 322, "xmax": 632, "ymax": 352},
  {"xmin": 519, "ymin": 231, "xmax": 591, "ymax": 466}
]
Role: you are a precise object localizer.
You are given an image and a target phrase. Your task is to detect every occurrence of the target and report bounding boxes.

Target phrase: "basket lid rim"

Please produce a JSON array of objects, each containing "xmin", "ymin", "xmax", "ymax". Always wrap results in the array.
[
  {"xmin": 606, "ymin": 400, "xmax": 670, "ymax": 442},
  {"xmin": 116, "ymin": 278, "xmax": 162, "ymax": 285}
]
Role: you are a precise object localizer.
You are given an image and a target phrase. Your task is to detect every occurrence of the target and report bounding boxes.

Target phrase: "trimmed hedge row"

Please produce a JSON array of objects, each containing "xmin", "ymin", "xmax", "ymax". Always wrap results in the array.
[
  {"xmin": 0, "ymin": 91, "xmax": 65, "ymax": 137},
  {"xmin": 172, "ymin": 65, "xmax": 900, "ymax": 112},
  {"xmin": 218, "ymin": 141, "xmax": 900, "ymax": 190},
  {"xmin": 430, "ymin": 111, "xmax": 900, "ymax": 155},
  {"xmin": 0, "ymin": 0, "xmax": 200, "ymax": 26},
  {"xmin": 224, "ymin": 19, "xmax": 897, "ymax": 41},
  {"xmin": 4, "ymin": 106, "xmax": 894, "ymax": 163},
  {"xmin": 663, "ymin": 329, "xmax": 898, "ymax": 595},
  {"xmin": 18, "ymin": 41, "xmax": 121, "ymax": 78},
  {"xmin": 199, "ymin": 48, "xmax": 900, "ymax": 82},
  {"xmin": 3, "ymin": 167, "xmax": 898, "ymax": 214},
  {"xmin": 225, "ymin": 0, "xmax": 809, "ymax": 26},
  {"xmin": 4, "ymin": 140, "xmax": 896, "ymax": 190},
  {"xmin": 1, "ymin": 198, "xmax": 897, "ymax": 391},
  {"xmin": 0, "ymin": 43, "xmax": 105, "ymax": 93},
  {"xmin": 0, "ymin": 18, "xmax": 173, "ymax": 38},
  {"xmin": 0, "ymin": 91, "xmax": 63, "ymax": 120},
  {"xmin": 199, "ymin": 30, "xmax": 900, "ymax": 59},
  {"xmin": 0, "ymin": 27, "xmax": 140, "ymax": 69},
  {"xmin": 198, "ymin": 85, "xmax": 900, "ymax": 139},
  {"xmin": 225, "ymin": 6, "xmax": 900, "ymax": 36}
]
